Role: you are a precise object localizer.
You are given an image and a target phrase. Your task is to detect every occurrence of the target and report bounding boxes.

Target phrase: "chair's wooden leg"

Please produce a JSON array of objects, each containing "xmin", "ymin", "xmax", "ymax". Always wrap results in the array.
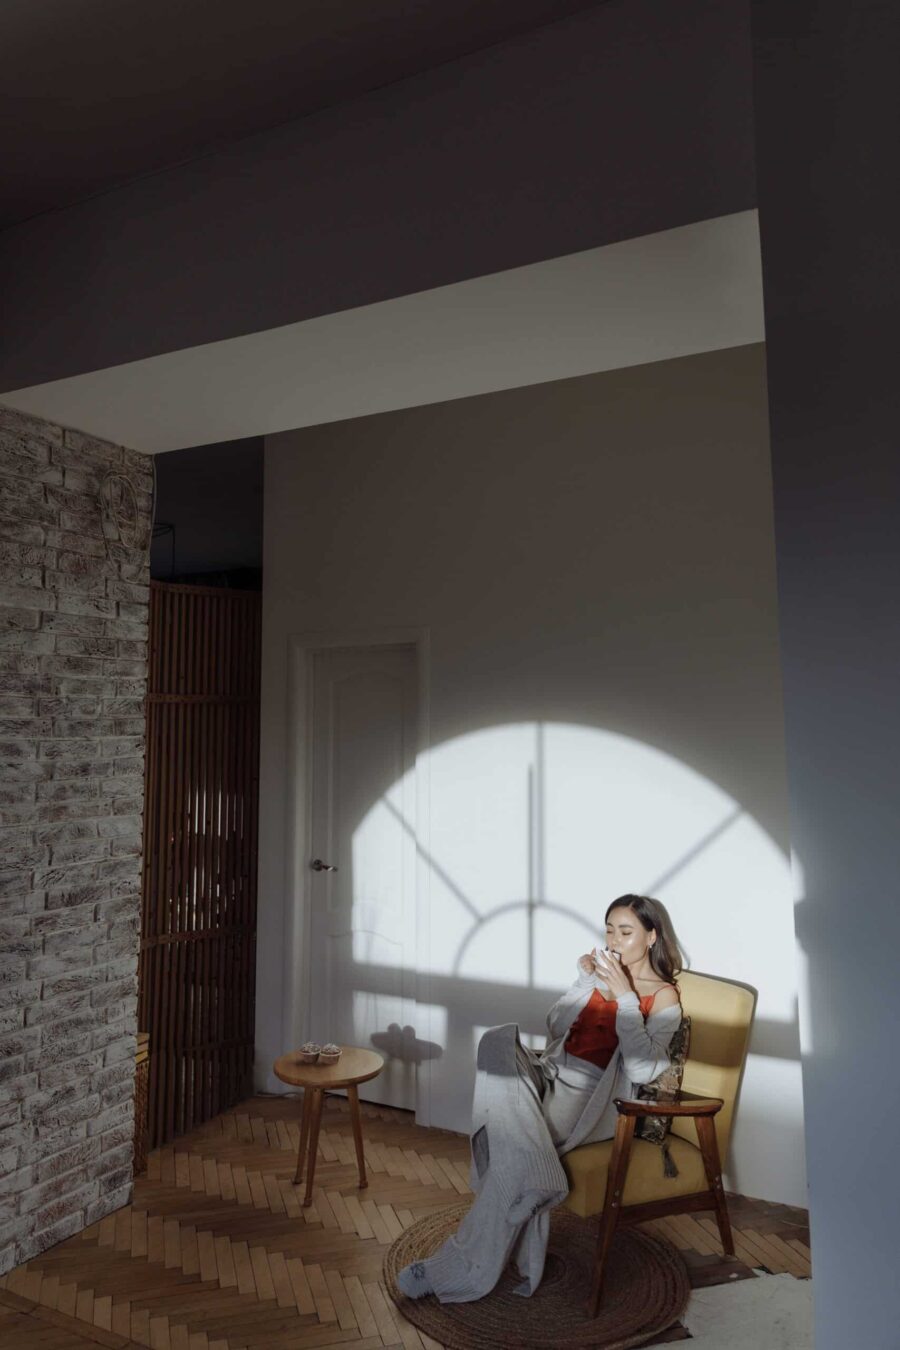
[
  {"xmin": 293, "ymin": 1088, "xmax": 313, "ymax": 1185},
  {"xmin": 302, "ymin": 1089, "xmax": 325, "ymax": 1208},
  {"xmin": 695, "ymin": 1115, "xmax": 734, "ymax": 1256},
  {"xmin": 347, "ymin": 1084, "xmax": 368, "ymax": 1189},
  {"xmin": 589, "ymin": 1114, "xmax": 637, "ymax": 1318}
]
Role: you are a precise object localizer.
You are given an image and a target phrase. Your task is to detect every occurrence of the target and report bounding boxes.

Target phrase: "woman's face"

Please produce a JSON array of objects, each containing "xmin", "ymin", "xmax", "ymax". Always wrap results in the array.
[{"xmin": 605, "ymin": 906, "xmax": 656, "ymax": 967}]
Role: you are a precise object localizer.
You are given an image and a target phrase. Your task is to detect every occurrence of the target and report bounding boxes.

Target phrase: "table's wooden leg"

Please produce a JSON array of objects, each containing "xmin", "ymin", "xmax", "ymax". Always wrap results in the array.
[
  {"xmin": 303, "ymin": 1088, "xmax": 324, "ymax": 1208},
  {"xmin": 347, "ymin": 1083, "xmax": 367, "ymax": 1189},
  {"xmin": 293, "ymin": 1088, "xmax": 313, "ymax": 1185}
]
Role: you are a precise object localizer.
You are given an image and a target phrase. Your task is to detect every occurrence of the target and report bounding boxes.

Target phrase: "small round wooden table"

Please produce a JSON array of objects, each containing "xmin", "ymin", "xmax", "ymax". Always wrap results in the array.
[{"xmin": 273, "ymin": 1046, "xmax": 384, "ymax": 1207}]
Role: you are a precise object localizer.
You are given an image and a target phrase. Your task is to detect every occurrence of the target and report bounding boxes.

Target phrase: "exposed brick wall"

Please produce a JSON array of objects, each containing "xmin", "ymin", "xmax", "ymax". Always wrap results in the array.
[{"xmin": 0, "ymin": 406, "xmax": 152, "ymax": 1273}]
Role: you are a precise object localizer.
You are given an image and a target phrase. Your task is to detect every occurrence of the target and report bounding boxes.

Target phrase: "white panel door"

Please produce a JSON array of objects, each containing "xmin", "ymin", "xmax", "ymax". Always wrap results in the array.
[{"xmin": 307, "ymin": 645, "xmax": 418, "ymax": 1109}]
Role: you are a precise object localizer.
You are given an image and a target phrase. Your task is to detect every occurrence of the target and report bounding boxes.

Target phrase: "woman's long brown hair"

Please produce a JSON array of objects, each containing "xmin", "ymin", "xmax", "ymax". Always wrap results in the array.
[{"xmin": 604, "ymin": 894, "xmax": 686, "ymax": 986}]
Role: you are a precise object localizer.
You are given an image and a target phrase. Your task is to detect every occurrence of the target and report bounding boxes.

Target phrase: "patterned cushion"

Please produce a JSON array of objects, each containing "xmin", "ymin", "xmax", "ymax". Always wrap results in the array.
[{"xmin": 632, "ymin": 1015, "xmax": 691, "ymax": 1175}]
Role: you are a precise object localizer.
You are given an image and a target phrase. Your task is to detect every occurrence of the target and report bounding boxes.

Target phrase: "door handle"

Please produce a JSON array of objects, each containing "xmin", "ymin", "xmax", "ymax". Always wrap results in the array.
[{"xmin": 310, "ymin": 858, "xmax": 338, "ymax": 872}]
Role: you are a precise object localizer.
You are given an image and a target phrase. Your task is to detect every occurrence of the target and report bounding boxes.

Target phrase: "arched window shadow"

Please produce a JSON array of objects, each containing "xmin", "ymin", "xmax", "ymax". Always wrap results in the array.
[{"xmin": 360, "ymin": 772, "xmax": 798, "ymax": 1067}]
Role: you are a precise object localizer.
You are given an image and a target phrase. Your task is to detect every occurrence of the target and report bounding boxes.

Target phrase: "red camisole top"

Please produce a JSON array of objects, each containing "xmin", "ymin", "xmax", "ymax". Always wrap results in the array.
[{"xmin": 564, "ymin": 988, "xmax": 658, "ymax": 1071}]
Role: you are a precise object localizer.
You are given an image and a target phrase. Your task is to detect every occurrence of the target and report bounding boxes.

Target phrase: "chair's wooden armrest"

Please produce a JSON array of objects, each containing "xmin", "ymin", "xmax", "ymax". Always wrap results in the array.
[{"xmin": 613, "ymin": 1092, "xmax": 723, "ymax": 1119}]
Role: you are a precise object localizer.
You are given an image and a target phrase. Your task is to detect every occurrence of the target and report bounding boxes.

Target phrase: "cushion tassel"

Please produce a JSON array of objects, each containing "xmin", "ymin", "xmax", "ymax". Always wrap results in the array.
[{"xmin": 661, "ymin": 1142, "xmax": 679, "ymax": 1179}]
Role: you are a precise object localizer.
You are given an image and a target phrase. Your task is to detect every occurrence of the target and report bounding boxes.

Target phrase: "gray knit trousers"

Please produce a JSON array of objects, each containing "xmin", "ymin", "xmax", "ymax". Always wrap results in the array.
[{"xmin": 417, "ymin": 1024, "xmax": 599, "ymax": 1303}]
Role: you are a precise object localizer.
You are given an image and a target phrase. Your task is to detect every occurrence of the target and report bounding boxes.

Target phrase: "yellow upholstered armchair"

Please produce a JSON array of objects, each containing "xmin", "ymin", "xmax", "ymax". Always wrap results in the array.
[{"xmin": 561, "ymin": 971, "xmax": 756, "ymax": 1317}]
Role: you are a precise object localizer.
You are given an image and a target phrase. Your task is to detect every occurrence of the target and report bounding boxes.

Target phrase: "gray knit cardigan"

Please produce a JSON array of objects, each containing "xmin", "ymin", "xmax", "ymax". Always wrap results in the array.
[{"xmin": 541, "ymin": 965, "xmax": 684, "ymax": 1154}]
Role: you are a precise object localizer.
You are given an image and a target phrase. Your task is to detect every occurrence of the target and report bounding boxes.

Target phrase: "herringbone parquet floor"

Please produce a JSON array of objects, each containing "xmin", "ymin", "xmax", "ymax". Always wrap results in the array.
[{"xmin": 0, "ymin": 1094, "xmax": 811, "ymax": 1349}]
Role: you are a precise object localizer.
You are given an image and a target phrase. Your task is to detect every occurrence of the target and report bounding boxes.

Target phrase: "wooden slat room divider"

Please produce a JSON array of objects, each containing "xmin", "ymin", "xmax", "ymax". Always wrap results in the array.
[{"xmin": 139, "ymin": 582, "xmax": 261, "ymax": 1147}]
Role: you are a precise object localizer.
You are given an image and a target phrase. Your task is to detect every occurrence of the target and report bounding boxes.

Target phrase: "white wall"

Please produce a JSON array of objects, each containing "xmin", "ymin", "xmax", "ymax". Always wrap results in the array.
[
  {"xmin": 257, "ymin": 343, "xmax": 807, "ymax": 1206},
  {"xmin": 1, "ymin": 212, "xmax": 763, "ymax": 453},
  {"xmin": 754, "ymin": 2, "xmax": 900, "ymax": 1337},
  {"xmin": 0, "ymin": 0, "xmax": 754, "ymax": 393}
]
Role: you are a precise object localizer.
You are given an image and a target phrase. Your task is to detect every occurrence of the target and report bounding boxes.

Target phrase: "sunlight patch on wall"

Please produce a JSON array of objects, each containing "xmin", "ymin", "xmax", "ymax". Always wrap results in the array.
[
  {"xmin": 348, "ymin": 719, "xmax": 803, "ymax": 1203},
  {"xmin": 358, "ymin": 722, "xmax": 794, "ymax": 1016}
]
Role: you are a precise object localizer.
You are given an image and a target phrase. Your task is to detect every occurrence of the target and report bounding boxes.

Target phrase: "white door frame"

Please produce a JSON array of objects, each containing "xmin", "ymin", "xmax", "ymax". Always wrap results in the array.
[{"xmin": 283, "ymin": 626, "xmax": 432, "ymax": 1121}]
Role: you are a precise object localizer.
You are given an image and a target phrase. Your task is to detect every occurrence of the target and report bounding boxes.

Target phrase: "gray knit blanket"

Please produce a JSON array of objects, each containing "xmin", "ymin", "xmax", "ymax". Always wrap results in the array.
[{"xmin": 417, "ymin": 966, "xmax": 682, "ymax": 1303}]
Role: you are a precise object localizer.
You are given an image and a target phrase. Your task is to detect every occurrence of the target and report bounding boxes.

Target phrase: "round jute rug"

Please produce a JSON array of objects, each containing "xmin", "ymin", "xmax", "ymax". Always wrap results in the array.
[{"xmin": 383, "ymin": 1200, "xmax": 690, "ymax": 1350}]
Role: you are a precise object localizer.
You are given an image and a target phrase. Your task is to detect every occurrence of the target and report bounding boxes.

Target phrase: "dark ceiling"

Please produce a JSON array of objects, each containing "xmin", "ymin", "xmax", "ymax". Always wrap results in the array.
[{"xmin": 1, "ymin": 0, "xmax": 601, "ymax": 229}]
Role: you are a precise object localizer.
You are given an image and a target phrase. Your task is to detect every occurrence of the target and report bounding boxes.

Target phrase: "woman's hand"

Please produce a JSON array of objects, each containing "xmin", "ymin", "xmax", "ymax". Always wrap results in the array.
[
  {"xmin": 577, "ymin": 950, "xmax": 598, "ymax": 975},
  {"xmin": 593, "ymin": 947, "xmax": 634, "ymax": 998}
]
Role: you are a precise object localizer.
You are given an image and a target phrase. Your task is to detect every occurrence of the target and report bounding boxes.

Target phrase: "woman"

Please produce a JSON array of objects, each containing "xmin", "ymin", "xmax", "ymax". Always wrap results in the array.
[{"xmin": 397, "ymin": 893, "xmax": 684, "ymax": 1303}]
